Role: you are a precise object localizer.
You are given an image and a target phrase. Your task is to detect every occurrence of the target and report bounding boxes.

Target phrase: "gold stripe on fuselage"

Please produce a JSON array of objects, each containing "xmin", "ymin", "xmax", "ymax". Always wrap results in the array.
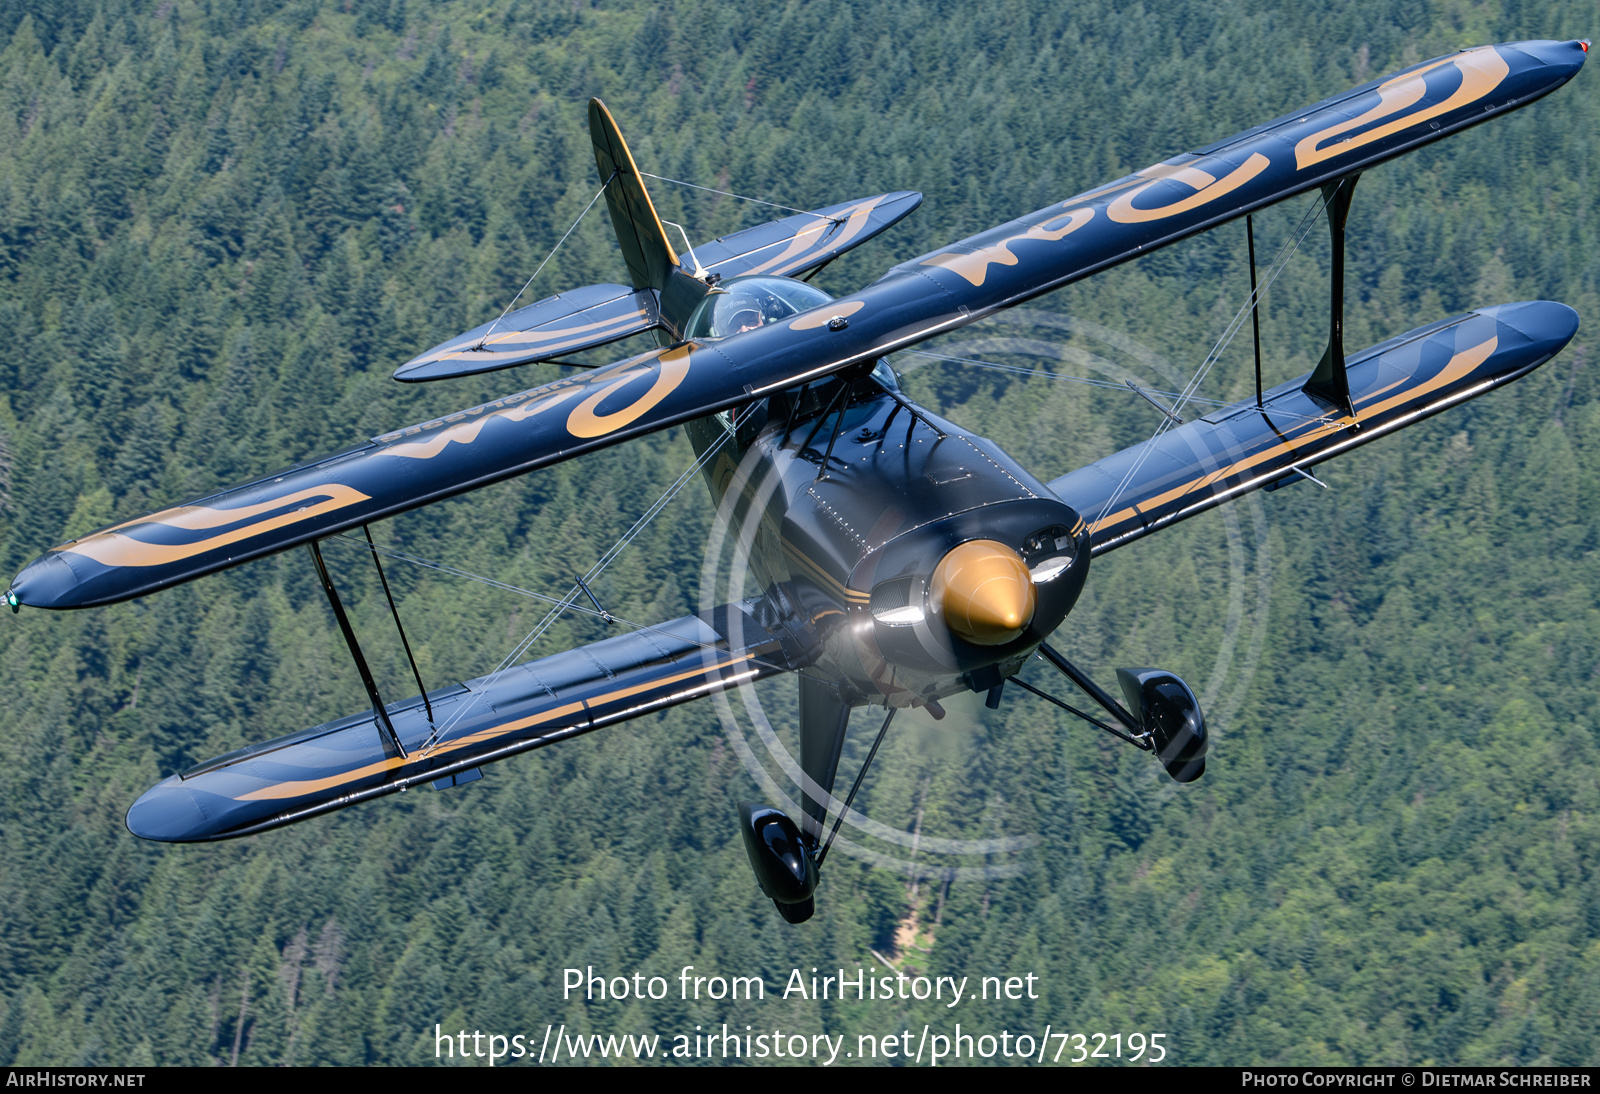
[{"xmin": 780, "ymin": 540, "xmax": 870, "ymax": 604}]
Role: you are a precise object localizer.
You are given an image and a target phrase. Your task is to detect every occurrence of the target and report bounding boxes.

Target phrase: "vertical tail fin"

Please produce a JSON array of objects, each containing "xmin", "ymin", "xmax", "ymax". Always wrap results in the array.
[
  {"xmin": 589, "ymin": 98, "xmax": 680, "ymax": 291},
  {"xmin": 589, "ymin": 99, "xmax": 710, "ymax": 337}
]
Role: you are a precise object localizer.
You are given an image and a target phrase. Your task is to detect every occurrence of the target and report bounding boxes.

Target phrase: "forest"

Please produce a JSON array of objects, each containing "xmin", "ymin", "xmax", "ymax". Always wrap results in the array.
[{"xmin": 0, "ymin": 0, "xmax": 1597, "ymax": 1066}]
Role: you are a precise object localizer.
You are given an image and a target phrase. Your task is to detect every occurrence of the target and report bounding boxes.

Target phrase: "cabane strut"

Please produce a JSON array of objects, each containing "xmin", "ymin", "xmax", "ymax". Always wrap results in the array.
[{"xmin": 1302, "ymin": 173, "xmax": 1362, "ymax": 422}]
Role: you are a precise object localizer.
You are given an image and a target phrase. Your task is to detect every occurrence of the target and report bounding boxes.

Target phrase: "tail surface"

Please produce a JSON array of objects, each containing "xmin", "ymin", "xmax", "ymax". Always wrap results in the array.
[{"xmin": 589, "ymin": 98, "xmax": 710, "ymax": 335}]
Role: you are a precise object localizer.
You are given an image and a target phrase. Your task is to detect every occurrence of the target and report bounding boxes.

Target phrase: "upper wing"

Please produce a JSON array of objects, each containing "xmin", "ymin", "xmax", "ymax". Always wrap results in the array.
[
  {"xmin": 126, "ymin": 599, "xmax": 797, "ymax": 841},
  {"xmin": 10, "ymin": 41, "xmax": 1584, "ymax": 610},
  {"xmin": 8, "ymin": 315, "xmax": 913, "ymax": 608},
  {"xmin": 1046, "ymin": 301, "xmax": 1579, "ymax": 554},
  {"xmin": 879, "ymin": 41, "xmax": 1585, "ymax": 322}
]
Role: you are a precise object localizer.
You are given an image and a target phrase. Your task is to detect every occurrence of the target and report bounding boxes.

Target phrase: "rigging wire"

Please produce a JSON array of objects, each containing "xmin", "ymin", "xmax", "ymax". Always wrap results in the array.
[
  {"xmin": 394, "ymin": 425, "xmax": 736, "ymax": 756},
  {"xmin": 474, "ymin": 173, "xmax": 615, "ymax": 350},
  {"xmin": 334, "ymin": 525, "xmax": 777, "ymax": 676},
  {"xmin": 1090, "ymin": 190, "xmax": 1335, "ymax": 532},
  {"xmin": 1168, "ymin": 191, "xmax": 1331, "ymax": 422},
  {"xmin": 898, "ymin": 349, "xmax": 1334, "ymax": 424},
  {"xmin": 640, "ymin": 171, "xmax": 817, "ymax": 217}
]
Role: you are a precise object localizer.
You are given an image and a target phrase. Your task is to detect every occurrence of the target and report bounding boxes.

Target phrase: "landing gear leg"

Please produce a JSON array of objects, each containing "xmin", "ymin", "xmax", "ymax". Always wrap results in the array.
[
  {"xmin": 739, "ymin": 703, "xmax": 898, "ymax": 924},
  {"xmin": 1020, "ymin": 642, "xmax": 1209, "ymax": 782}
]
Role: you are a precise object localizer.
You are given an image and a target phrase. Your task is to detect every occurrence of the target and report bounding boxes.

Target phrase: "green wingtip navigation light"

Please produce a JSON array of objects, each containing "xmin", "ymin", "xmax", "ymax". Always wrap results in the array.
[{"xmin": 7, "ymin": 590, "xmax": 19, "ymax": 614}]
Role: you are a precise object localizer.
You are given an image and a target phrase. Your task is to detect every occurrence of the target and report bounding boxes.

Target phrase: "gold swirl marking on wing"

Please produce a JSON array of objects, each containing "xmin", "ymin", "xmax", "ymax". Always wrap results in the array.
[
  {"xmin": 566, "ymin": 345, "xmax": 692, "ymax": 438},
  {"xmin": 790, "ymin": 300, "xmax": 865, "ymax": 330},
  {"xmin": 740, "ymin": 195, "xmax": 889, "ymax": 278},
  {"xmin": 1295, "ymin": 48, "xmax": 1509, "ymax": 170},
  {"xmin": 920, "ymin": 207, "xmax": 1095, "ymax": 287},
  {"xmin": 1107, "ymin": 153, "xmax": 1270, "ymax": 224},
  {"xmin": 62, "ymin": 485, "xmax": 372, "ymax": 568}
]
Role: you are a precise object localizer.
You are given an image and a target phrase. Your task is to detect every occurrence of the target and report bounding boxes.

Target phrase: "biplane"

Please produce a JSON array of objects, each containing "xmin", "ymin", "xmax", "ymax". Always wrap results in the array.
[{"xmin": 8, "ymin": 39, "xmax": 1586, "ymax": 923}]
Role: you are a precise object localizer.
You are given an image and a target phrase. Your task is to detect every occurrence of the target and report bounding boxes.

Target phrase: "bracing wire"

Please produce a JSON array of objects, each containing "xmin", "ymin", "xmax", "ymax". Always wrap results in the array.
[
  {"xmin": 474, "ymin": 173, "xmax": 615, "ymax": 349},
  {"xmin": 336, "ymin": 527, "xmax": 776, "ymax": 674},
  {"xmin": 1090, "ymin": 191, "xmax": 1334, "ymax": 532},
  {"xmin": 398, "ymin": 425, "xmax": 736, "ymax": 756},
  {"xmin": 899, "ymin": 349, "xmax": 1334, "ymax": 424},
  {"xmin": 640, "ymin": 171, "xmax": 817, "ymax": 217},
  {"xmin": 1167, "ymin": 191, "xmax": 1332, "ymax": 422}
]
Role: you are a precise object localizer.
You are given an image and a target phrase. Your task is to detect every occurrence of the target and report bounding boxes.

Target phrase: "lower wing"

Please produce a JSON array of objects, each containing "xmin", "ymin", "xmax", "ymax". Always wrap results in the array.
[
  {"xmin": 1047, "ymin": 301, "xmax": 1578, "ymax": 554},
  {"xmin": 126, "ymin": 600, "xmax": 798, "ymax": 842}
]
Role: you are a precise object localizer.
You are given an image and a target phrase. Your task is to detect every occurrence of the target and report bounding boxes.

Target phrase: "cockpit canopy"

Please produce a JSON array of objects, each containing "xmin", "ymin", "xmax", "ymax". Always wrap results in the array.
[{"xmin": 684, "ymin": 276, "xmax": 834, "ymax": 340}]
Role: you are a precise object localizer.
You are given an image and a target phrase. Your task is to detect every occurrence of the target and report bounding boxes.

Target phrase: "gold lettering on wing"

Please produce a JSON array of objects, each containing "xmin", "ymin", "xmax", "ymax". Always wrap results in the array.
[
  {"xmin": 920, "ymin": 207, "xmax": 1095, "ymax": 287},
  {"xmin": 566, "ymin": 345, "xmax": 693, "ymax": 438},
  {"xmin": 1295, "ymin": 48, "xmax": 1509, "ymax": 170},
  {"xmin": 382, "ymin": 386, "xmax": 584, "ymax": 460},
  {"xmin": 1107, "ymin": 153, "xmax": 1270, "ymax": 224}
]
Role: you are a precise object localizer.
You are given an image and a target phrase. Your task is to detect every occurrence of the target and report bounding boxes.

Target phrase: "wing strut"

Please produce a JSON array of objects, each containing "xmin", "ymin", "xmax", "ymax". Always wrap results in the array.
[
  {"xmin": 1248, "ymin": 214, "xmax": 1264, "ymax": 410},
  {"xmin": 307, "ymin": 541, "xmax": 408, "ymax": 760},
  {"xmin": 1302, "ymin": 174, "xmax": 1362, "ymax": 422},
  {"xmin": 361, "ymin": 525, "xmax": 433, "ymax": 725}
]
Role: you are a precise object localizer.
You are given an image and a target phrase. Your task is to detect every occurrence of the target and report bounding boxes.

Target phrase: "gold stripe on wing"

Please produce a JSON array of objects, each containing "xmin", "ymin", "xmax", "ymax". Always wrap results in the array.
[
  {"xmin": 382, "ymin": 386, "xmax": 586, "ymax": 460},
  {"xmin": 62, "ymin": 484, "xmax": 372, "ymax": 569},
  {"xmin": 566, "ymin": 345, "xmax": 692, "ymax": 438},
  {"xmin": 234, "ymin": 701, "xmax": 587, "ymax": 801},
  {"xmin": 1107, "ymin": 154, "xmax": 1270, "ymax": 224},
  {"xmin": 1089, "ymin": 335, "xmax": 1498, "ymax": 534},
  {"xmin": 920, "ymin": 208, "xmax": 1095, "ymax": 288},
  {"xmin": 422, "ymin": 308, "xmax": 651, "ymax": 365},
  {"xmin": 431, "ymin": 656, "xmax": 750, "ymax": 759},
  {"xmin": 237, "ymin": 657, "xmax": 750, "ymax": 802}
]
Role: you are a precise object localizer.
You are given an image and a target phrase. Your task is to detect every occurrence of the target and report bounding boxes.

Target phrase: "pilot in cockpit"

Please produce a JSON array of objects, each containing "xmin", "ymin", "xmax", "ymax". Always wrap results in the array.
[{"xmin": 684, "ymin": 276, "xmax": 835, "ymax": 341}]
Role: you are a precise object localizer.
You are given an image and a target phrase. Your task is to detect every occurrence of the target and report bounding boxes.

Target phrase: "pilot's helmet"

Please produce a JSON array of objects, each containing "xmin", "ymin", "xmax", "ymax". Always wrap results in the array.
[{"xmin": 720, "ymin": 293, "xmax": 770, "ymax": 335}]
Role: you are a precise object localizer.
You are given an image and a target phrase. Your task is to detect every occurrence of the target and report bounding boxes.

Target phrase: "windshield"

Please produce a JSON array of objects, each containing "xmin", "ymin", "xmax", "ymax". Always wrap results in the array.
[{"xmin": 685, "ymin": 277, "xmax": 834, "ymax": 340}]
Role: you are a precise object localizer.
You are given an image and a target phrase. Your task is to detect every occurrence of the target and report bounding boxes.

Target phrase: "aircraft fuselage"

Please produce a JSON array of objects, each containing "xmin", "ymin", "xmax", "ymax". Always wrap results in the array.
[{"xmin": 685, "ymin": 368, "xmax": 1090, "ymax": 713}]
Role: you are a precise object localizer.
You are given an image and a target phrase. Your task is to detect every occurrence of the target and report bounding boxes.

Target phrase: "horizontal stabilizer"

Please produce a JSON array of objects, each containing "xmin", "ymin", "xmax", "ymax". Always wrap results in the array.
[
  {"xmin": 1047, "ymin": 301, "xmax": 1579, "ymax": 554},
  {"xmin": 127, "ymin": 602, "xmax": 796, "ymax": 841},
  {"xmin": 393, "ymin": 284, "xmax": 658, "ymax": 382},
  {"xmin": 693, "ymin": 191, "xmax": 922, "ymax": 282},
  {"xmin": 393, "ymin": 190, "xmax": 922, "ymax": 383}
]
